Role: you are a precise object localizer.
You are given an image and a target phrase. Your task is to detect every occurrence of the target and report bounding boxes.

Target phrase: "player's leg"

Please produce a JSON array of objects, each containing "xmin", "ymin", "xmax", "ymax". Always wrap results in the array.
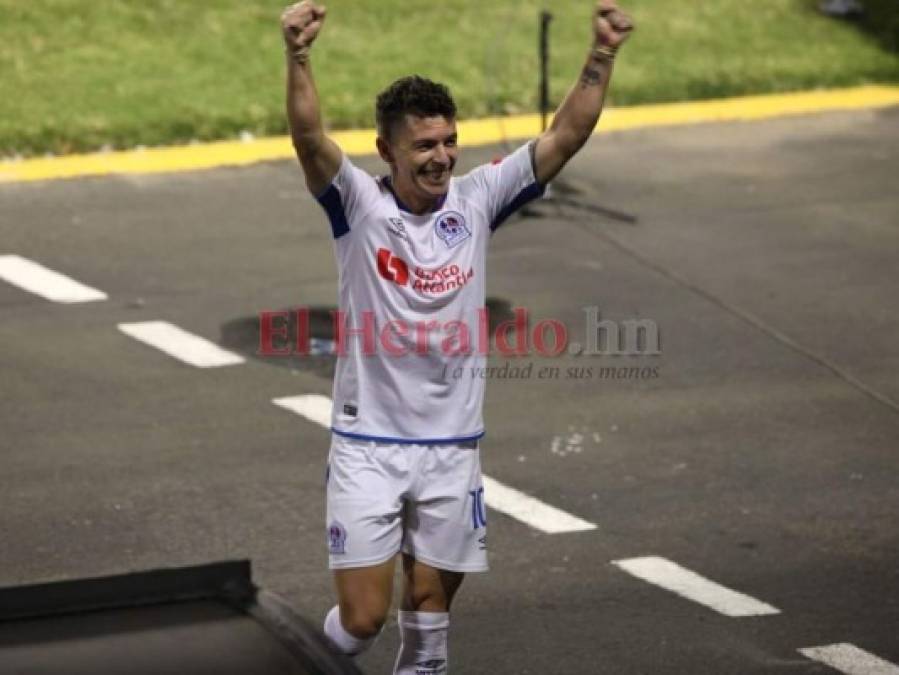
[
  {"xmin": 400, "ymin": 553, "xmax": 465, "ymax": 612},
  {"xmin": 393, "ymin": 441, "xmax": 487, "ymax": 674},
  {"xmin": 393, "ymin": 555, "xmax": 462, "ymax": 675},
  {"xmin": 324, "ymin": 557, "xmax": 396, "ymax": 654},
  {"xmin": 324, "ymin": 436, "xmax": 409, "ymax": 656}
]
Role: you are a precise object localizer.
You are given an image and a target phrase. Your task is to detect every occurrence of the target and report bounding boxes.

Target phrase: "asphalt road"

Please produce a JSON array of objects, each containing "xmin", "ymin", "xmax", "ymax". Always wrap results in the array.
[{"xmin": 1, "ymin": 105, "xmax": 898, "ymax": 674}]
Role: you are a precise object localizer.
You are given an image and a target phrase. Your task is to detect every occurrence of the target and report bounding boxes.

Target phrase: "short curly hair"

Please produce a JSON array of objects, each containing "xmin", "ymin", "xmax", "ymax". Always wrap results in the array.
[{"xmin": 375, "ymin": 75, "xmax": 457, "ymax": 141}]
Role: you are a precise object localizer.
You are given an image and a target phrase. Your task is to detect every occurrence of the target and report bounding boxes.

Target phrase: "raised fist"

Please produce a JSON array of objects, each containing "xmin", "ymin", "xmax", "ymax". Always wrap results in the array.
[
  {"xmin": 593, "ymin": 0, "xmax": 634, "ymax": 51},
  {"xmin": 281, "ymin": 1, "xmax": 327, "ymax": 61}
]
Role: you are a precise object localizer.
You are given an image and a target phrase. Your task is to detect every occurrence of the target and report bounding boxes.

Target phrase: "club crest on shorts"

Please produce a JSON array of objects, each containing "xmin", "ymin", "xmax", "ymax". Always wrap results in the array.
[
  {"xmin": 328, "ymin": 520, "xmax": 347, "ymax": 555},
  {"xmin": 435, "ymin": 211, "xmax": 470, "ymax": 248}
]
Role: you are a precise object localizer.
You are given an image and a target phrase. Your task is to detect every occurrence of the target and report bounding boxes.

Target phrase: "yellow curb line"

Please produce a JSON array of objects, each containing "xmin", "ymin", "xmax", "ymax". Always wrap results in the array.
[{"xmin": 2, "ymin": 84, "xmax": 897, "ymax": 184}]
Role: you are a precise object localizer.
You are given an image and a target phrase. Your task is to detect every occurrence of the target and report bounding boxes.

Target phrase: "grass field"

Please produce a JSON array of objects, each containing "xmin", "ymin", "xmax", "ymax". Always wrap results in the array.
[{"xmin": 1, "ymin": 0, "xmax": 897, "ymax": 157}]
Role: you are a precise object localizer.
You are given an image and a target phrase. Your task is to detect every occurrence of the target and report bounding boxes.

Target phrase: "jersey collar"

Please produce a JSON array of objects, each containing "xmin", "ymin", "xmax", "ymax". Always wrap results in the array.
[{"xmin": 382, "ymin": 176, "xmax": 448, "ymax": 214}]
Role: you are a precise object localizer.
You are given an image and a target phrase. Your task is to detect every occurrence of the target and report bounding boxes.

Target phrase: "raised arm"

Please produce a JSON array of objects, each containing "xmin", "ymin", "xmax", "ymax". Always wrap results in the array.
[
  {"xmin": 533, "ymin": 0, "xmax": 633, "ymax": 185},
  {"xmin": 281, "ymin": 1, "xmax": 342, "ymax": 196}
]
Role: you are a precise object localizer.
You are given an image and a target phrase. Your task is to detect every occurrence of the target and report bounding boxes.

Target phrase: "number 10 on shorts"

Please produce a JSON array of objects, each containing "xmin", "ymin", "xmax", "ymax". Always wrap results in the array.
[{"xmin": 469, "ymin": 486, "xmax": 487, "ymax": 529}]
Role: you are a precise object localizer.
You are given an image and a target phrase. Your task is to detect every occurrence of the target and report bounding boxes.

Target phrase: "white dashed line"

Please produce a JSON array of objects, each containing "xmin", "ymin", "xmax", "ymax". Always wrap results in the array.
[
  {"xmin": 118, "ymin": 321, "xmax": 245, "ymax": 368},
  {"xmin": 611, "ymin": 556, "xmax": 780, "ymax": 617},
  {"xmin": 272, "ymin": 394, "xmax": 333, "ymax": 428},
  {"xmin": 0, "ymin": 254, "xmax": 107, "ymax": 303},
  {"xmin": 799, "ymin": 644, "xmax": 899, "ymax": 675},
  {"xmin": 480, "ymin": 475, "xmax": 597, "ymax": 534},
  {"xmin": 272, "ymin": 394, "xmax": 598, "ymax": 534}
]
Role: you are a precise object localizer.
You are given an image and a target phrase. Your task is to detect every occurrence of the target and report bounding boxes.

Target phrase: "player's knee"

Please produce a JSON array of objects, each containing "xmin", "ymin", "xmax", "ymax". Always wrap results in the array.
[
  {"xmin": 406, "ymin": 580, "xmax": 460, "ymax": 612},
  {"xmin": 405, "ymin": 568, "xmax": 464, "ymax": 612},
  {"xmin": 341, "ymin": 605, "xmax": 388, "ymax": 639}
]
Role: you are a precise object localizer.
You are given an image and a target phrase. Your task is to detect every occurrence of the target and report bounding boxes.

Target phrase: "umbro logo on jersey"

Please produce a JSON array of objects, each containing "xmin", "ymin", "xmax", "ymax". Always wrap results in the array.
[
  {"xmin": 435, "ymin": 211, "xmax": 471, "ymax": 248},
  {"xmin": 386, "ymin": 217, "xmax": 411, "ymax": 243}
]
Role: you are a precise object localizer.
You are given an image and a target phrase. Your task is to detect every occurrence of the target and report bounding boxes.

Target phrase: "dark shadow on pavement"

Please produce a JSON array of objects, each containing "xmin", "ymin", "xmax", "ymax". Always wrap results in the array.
[{"xmin": 220, "ymin": 298, "xmax": 518, "ymax": 379}]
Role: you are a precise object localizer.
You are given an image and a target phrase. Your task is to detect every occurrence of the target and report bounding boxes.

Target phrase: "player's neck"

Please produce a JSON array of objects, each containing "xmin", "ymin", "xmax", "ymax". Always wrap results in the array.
[{"xmin": 388, "ymin": 174, "xmax": 443, "ymax": 215}]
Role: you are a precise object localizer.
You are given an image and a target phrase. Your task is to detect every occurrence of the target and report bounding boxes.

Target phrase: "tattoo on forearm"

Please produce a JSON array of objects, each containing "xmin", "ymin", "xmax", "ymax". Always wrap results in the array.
[{"xmin": 579, "ymin": 64, "xmax": 605, "ymax": 88}]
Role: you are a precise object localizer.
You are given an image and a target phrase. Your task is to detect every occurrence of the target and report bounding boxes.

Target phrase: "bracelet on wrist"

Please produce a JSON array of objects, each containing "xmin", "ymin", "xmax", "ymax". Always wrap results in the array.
[
  {"xmin": 286, "ymin": 45, "xmax": 310, "ymax": 64},
  {"xmin": 590, "ymin": 44, "xmax": 617, "ymax": 62}
]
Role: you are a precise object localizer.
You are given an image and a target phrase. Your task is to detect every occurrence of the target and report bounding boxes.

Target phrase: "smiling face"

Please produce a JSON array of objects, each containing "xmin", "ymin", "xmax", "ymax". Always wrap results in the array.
[{"xmin": 377, "ymin": 114, "xmax": 458, "ymax": 215}]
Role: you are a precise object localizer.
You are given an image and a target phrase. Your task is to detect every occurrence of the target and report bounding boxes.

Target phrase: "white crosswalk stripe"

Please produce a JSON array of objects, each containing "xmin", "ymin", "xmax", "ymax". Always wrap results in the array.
[
  {"xmin": 118, "ymin": 321, "xmax": 245, "ymax": 368},
  {"xmin": 272, "ymin": 394, "xmax": 333, "ymax": 428},
  {"xmin": 799, "ymin": 644, "xmax": 899, "ymax": 675},
  {"xmin": 479, "ymin": 475, "xmax": 596, "ymax": 534},
  {"xmin": 0, "ymin": 254, "xmax": 107, "ymax": 303},
  {"xmin": 272, "ymin": 394, "xmax": 598, "ymax": 534},
  {"xmin": 611, "ymin": 556, "xmax": 780, "ymax": 617}
]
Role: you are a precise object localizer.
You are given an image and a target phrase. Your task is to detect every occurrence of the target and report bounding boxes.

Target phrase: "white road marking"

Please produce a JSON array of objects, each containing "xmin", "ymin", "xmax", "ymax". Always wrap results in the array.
[
  {"xmin": 118, "ymin": 321, "xmax": 245, "ymax": 368},
  {"xmin": 272, "ymin": 394, "xmax": 598, "ymax": 534},
  {"xmin": 272, "ymin": 394, "xmax": 333, "ymax": 428},
  {"xmin": 480, "ymin": 475, "xmax": 597, "ymax": 534},
  {"xmin": 0, "ymin": 254, "xmax": 107, "ymax": 303},
  {"xmin": 611, "ymin": 556, "xmax": 780, "ymax": 617},
  {"xmin": 799, "ymin": 644, "xmax": 899, "ymax": 674}
]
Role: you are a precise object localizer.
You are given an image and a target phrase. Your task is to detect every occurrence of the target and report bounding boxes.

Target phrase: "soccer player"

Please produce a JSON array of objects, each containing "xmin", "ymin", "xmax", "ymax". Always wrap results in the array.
[{"xmin": 280, "ymin": 2, "xmax": 633, "ymax": 673}]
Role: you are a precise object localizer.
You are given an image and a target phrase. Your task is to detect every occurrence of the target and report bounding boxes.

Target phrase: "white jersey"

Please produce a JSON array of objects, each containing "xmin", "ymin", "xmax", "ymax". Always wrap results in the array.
[{"xmin": 315, "ymin": 141, "xmax": 543, "ymax": 443}]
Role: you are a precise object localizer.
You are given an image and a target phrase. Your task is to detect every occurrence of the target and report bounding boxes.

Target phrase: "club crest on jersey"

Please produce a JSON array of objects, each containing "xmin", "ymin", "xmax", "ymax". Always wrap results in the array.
[
  {"xmin": 328, "ymin": 521, "xmax": 347, "ymax": 555},
  {"xmin": 435, "ymin": 211, "xmax": 470, "ymax": 248}
]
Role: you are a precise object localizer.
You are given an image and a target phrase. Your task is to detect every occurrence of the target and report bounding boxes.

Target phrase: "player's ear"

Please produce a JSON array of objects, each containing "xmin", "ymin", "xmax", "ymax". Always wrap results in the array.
[{"xmin": 376, "ymin": 136, "xmax": 394, "ymax": 164}]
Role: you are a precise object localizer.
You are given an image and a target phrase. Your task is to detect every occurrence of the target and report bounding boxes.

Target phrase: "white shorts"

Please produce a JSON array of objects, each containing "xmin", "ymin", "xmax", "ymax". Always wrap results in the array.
[{"xmin": 325, "ymin": 434, "xmax": 489, "ymax": 573}]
